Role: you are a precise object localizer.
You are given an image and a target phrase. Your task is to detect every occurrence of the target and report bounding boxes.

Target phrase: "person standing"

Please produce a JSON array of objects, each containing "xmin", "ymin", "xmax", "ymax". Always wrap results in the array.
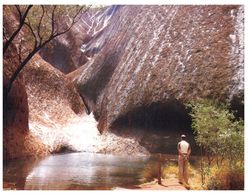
[{"xmin": 178, "ymin": 134, "xmax": 191, "ymax": 185}]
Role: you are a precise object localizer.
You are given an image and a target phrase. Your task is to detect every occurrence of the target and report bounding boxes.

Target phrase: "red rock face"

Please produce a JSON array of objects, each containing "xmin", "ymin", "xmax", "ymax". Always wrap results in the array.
[
  {"xmin": 3, "ymin": 6, "xmax": 87, "ymax": 159},
  {"xmin": 3, "ymin": 5, "xmax": 244, "ymax": 157},
  {"xmin": 39, "ymin": 28, "xmax": 90, "ymax": 74},
  {"xmin": 22, "ymin": 54, "xmax": 87, "ymax": 153},
  {"xmin": 23, "ymin": 54, "xmax": 86, "ymax": 123},
  {"xmin": 3, "ymin": 49, "xmax": 87, "ymax": 160},
  {"xmin": 39, "ymin": 7, "xmax": 109, "ymax": 74},
  {"xmin": 3, "ymin": 6, "xmax": 49, "ymax": 159},
  {"xmin": 73, "ymin": 5, "xmax": 244, "ymax": 133},
  {"xmin": 3, "ymin": 43, "xmax": 48, "ymax": 160}
]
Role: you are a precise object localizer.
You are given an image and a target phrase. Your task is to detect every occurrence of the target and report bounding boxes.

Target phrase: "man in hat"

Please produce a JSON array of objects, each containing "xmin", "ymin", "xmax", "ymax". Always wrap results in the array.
[{"xmin": 177, "ymin": 134, "xmax": 191, "ymax": 185}]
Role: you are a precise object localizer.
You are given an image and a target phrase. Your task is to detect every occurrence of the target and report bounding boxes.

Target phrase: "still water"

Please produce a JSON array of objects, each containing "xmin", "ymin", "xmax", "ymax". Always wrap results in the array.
[{"xmin": 4, "ymin": 152, "xmax": 153, "ymax": 190}]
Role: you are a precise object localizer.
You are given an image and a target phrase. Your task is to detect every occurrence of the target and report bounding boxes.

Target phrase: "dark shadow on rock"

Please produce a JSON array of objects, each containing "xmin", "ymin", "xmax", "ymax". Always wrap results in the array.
[
  {"xmin": 230, "ymin": 94, "xmax": 244, "ymax": 120},
  {"xmin": 110, "ymin": 101, "xmax": 199, "ymax": 155},
  {"xmin": 79, "ymin": 51, "xmax": 122, "ymax": 104},
  {"xmin": 111, "ymin": 101, "xmax": 192, "ymax": 132}
]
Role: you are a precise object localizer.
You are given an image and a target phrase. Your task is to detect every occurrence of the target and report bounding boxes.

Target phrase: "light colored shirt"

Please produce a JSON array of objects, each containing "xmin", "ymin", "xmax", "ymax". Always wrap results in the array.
[{"xmin": 178, "ymin": 140, "xmax": 190, "ymax": 154}]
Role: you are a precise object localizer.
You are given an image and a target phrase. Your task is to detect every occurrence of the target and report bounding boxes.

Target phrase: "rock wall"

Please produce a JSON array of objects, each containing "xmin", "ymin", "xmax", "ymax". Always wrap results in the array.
[
  {"xmin": 3, "ymin": 44, "xmax": 48, "ymax": 160},
  {"xmin": 73, "ymin": 5, "xmax": 244, "ymax": 133},
  {"xmin": 39, "ymin": 6, "xmax": 111, "ymax": 74},
  {"xmin": 3, "ymin": 6, "xmax": 48, "ymax": 160},
  {"xmin": 3, "ymin": 5, "xmax": 87, "ymax": 159},
  {"xmin": 39, "ymin": 26, "xmax": 89, "ymax": 74},
  {"xmin": 3, "ymin": 5, "xmax": 244, "ymax": 157},
  {"xmin": 22, "ymin": 54, "xmax": 87, "ymax": 153}
]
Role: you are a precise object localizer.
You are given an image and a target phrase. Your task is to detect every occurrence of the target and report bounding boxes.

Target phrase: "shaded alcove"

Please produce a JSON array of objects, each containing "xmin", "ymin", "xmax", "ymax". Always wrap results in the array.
[
  {"xmin": 110, "ymin": 101, "xmax": 199, "ymax": 155},
  {"xmin": 112, "ymin": 101, "xmax": 191, "ymax": 132},
  {"xmin": 230, "ymin": 95, "xmax": 244, "ymax": 120}
]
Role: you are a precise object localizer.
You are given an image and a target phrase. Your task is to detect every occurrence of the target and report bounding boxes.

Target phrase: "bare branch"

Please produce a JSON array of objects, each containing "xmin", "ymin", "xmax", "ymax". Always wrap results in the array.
[
  {"xmin": 15, "ymin": 5, "xmax": 22, "ymax": 23},
  {"xmin": 44, "ymin": 7, "xmax": 52, "ymax": 20},
  {"xmin": 39, "ymin": 7, "xmax": 89, "ymax": 47},
  {"xmin": 4, "ymin": 46, "xmax": 40, "ymax": 99},
  {"xmin": 3, "ymin": 5, "xmax": 33, "ymax": 54},
  {"xmin": 71, "ymin": 6, "xmax": 85, "ymax": 24},
  {"xmin": 74, "ymin": 6, "xmax": 91, "ymax": 24},
  {"xmin": 24, "ymin": 18, "xmax": 38, "ymax": 48},
  {"xmin": 4, "ymin": 5, "xmax": 92, "ymax": 99},
  {"xmin": 37, "ymin": 5, "xmax": 45, "ymax": 45},
  {"xmin": 50, "ymin": 6, "xmax": 57, "ymax": 38},
  {"xmin": 18, "ymin": 40, "xmax": 23, "ymax": 63},
  {"xmin": 54, "ymin": 6, "xmax": 90, "ymax": 37}
]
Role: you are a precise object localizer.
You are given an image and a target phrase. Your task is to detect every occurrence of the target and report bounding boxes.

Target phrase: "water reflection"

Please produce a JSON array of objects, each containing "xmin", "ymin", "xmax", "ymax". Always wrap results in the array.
[
  {"xmin": 4, "ymin": 152, "xmax": 150, "ymax": 190},
  {"xmin": 3, "ymin": 157, "xmax": 43, "ymax": 189}
]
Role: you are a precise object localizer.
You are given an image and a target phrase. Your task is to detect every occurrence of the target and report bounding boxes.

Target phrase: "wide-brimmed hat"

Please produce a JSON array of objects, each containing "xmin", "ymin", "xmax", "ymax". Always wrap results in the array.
[{"xmin": 181, "ymin": 134, "xmax": 186, "ymax": 138}]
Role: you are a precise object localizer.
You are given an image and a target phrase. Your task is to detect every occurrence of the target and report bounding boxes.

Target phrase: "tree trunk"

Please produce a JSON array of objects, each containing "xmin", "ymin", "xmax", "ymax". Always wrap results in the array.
[{"xmin": 200, "ymin": 147, "xmax": 205, "ymax": 185}]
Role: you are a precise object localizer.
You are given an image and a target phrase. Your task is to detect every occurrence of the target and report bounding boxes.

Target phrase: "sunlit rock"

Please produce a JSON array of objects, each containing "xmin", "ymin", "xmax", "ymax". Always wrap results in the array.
[
  {"xmin": 73, "ymin": 5, "xmax": 244, "ymax": 133},
  {"xmin": 3, "ymin": 5, "xmax": 244, "ymax": 158},
  {"xmin": 3, "ymin": 45, "xmax": 47, "ymax": 160}
]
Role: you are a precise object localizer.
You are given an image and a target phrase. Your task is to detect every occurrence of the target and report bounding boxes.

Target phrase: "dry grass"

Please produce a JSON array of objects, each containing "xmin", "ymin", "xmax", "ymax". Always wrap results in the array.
[
  {"xmin": 139, "ymin": 159, "xmax": 244, "ymax": 190},
  {"xmin": 141, "ymin": 162, "xmax": 159, "ymax": 182},
  {"xmin": 162, "ymin": 162, "xmax": 205, "ymax": 190},
  {"xmin": 141, "ymin": 161, "xmax": 204, "ymax": 189},
  {"xmin": 206, "ymin": 164, "xmax": 244, "ymax": 190},
  {"xmin": 162, "ymin": 162, "xmax": 178, "ymax": 179},
  {"xmin": 189, "ymin": 161, "xmax": 244, "ymax": 190}
]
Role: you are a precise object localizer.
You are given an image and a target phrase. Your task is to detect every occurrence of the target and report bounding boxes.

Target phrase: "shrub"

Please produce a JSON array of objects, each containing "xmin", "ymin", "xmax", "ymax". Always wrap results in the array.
[
  {"xmin": 187, "ymin": 99, "xmax": 244, "ymax": 163},
  {"xmin": 207, "ymin": 164, "xmax": 244, "ymax": 190},
  {"xmin": 187, "ymin": 99, "xmax": 244, "ymax": 189}
]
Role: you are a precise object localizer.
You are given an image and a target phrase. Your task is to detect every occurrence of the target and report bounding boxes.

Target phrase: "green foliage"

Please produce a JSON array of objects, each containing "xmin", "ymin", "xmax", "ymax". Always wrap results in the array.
[
  {"xmin": 186, "ymin": 99, "xmax": 244, "ymax": 189},
  {"xmin": 187, "ymin": 99, "xmax": 244, "ymax": 165}
]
